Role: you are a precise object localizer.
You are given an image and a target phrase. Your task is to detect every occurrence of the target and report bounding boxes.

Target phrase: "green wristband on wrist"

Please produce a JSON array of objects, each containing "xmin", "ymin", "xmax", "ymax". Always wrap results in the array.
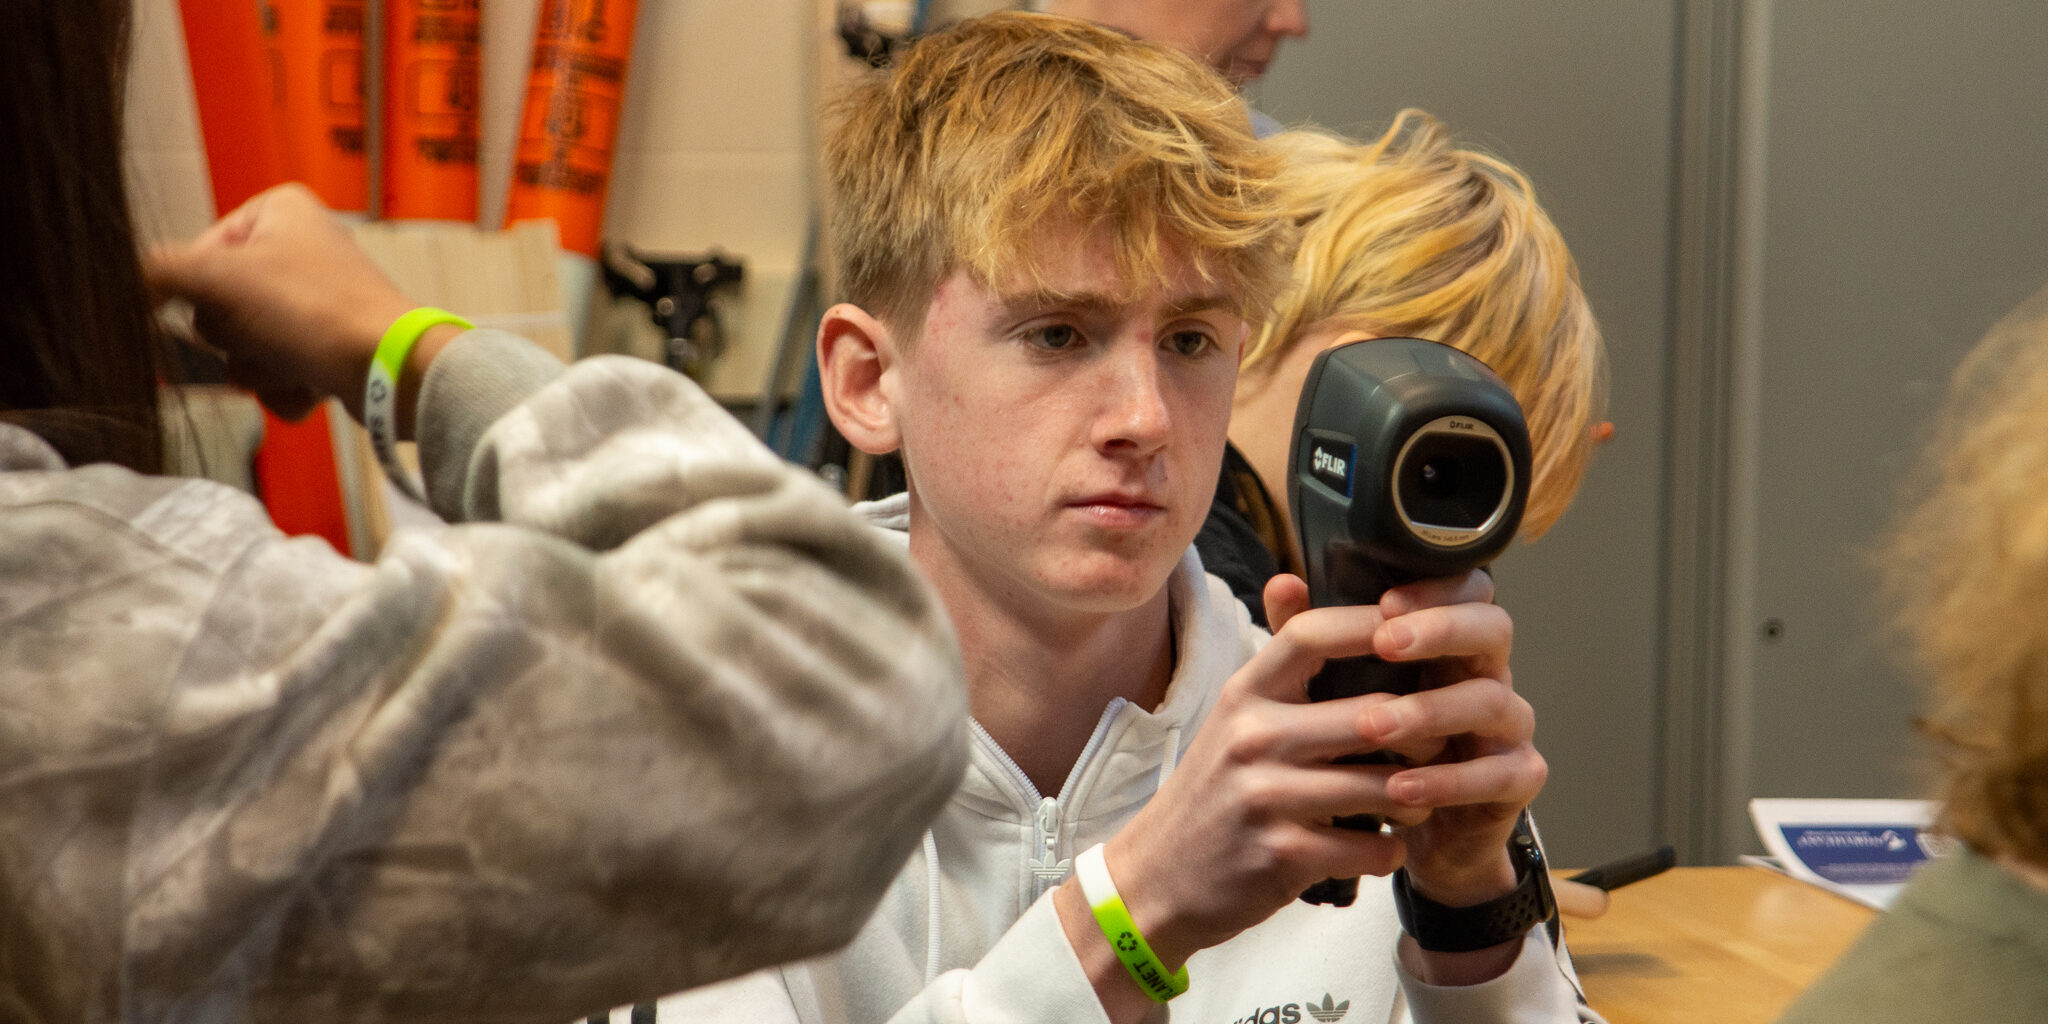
[
  {"xmin": 1074, "ymin": 843, "xmax": 1189, "ymax": 1002},
  {"xmin": 365, "ymin": 307, "xmax": 472, "ymax": 502}
]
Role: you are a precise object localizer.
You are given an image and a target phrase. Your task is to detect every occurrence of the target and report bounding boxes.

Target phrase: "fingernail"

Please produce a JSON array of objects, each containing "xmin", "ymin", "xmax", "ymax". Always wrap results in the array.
[
  {"xmin": 1381, "ymin": 621, "xmax": 1413, "ymax": 653},
  {"xmin": 1390, "ymin": 776, "xmax": 1423, "ymax": 804},
  {"xmin": 1367, "ymin": 704, "xmax": 1401, "ymax": 738}
]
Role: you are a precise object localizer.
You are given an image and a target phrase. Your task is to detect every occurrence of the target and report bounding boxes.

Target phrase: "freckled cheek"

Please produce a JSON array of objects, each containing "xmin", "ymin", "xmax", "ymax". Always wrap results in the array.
[{"xmin": 915, "ymin": 430, "xmax": 1034, "ymax": 529}]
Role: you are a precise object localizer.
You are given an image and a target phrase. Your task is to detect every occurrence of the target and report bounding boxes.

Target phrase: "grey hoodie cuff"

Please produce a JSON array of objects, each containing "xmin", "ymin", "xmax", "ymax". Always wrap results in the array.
[{"xmin": 414, "ymin": 328, "xmax": 567, "ymax": 522}]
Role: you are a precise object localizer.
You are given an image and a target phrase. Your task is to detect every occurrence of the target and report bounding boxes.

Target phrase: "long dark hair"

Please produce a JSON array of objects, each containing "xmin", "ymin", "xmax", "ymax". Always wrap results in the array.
[{"xmin": 0, "ymin": 0, "xmax": 170, "ymax": 474}]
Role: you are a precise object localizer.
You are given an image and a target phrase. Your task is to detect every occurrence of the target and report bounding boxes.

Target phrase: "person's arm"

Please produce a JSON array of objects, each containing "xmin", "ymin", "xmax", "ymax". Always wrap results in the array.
[{"xmin": 125, "ymin": 184, "xmax": 971, "ymax": 1023}]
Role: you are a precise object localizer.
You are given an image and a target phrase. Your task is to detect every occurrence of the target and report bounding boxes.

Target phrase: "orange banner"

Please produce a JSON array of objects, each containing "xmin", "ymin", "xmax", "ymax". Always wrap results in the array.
[
  {"xmin": 382, "ymin": 0, "xmax": 481, "ymax": 220},
  {"xmin": 505, "ymin": 0, "xmax": 640, "ymax": 257},
  {"xmin": 270, "ymin": 0, "xmax": 368, "ymax": 212},
  {"xmin": 180, "ymin": 1, "xmax": 358, "ymax": 556},
  {"xmin": 178, "ymin": 0, "xmax": 289, "ymax": 214}
]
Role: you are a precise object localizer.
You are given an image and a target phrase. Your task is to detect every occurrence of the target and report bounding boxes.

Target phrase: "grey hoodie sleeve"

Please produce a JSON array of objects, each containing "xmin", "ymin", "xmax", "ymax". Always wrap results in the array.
[{"xmin": 0, "ymin": 329, "xmax": 967, "ymax": 1024}]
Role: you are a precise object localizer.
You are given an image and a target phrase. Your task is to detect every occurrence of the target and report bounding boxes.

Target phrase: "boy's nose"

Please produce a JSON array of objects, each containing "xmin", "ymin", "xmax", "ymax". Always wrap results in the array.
[
  {"xmin": 1094, "ymin": 352, "xmax": 1172, "ymax": 455},
  {"xmin": 1268, "ymin": 0, "xmax": 1309, "ymax": 38}
]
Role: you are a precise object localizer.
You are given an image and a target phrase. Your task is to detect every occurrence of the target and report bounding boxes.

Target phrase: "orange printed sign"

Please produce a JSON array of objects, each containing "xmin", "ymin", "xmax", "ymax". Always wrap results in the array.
[
  {"xmin": 382, "ymin": 0, "xmax": 480, "ymax": 220},
  {"xmin": 504, "ymin": 0, "xmax": 640, "ymax": 257},
  {"xmin": 178, "ymin": 0, "xmax": 289, "ymax": 213},
  {"xmin": 181, "ymin": 1, "xmax": 356, "ymax": 555},
  {"xmin": 270, "ymin": 0, "xmax": 368, "ymax": 212}
]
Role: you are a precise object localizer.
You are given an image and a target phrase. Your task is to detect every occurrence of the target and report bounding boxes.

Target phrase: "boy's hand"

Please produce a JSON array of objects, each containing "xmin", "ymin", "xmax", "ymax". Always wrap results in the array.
[
  {"xmin": 1352, "ymin": 571, "xmax": 1544, "ymax": 911},
  {"xmin": 1057, "ymin": 568, "xmax": 1541, "ymax": 995}
]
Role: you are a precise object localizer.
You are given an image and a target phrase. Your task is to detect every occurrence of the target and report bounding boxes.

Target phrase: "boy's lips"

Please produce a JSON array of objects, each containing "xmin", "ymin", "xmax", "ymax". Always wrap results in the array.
[{"xmin": 1065, "ymin": 492, "xmax": 1167, "ymax": 528}]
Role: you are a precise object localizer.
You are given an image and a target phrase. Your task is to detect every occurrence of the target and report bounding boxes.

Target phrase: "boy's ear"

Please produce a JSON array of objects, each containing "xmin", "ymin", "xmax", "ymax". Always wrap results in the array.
[{"xmin": 817, "ymin": 302, "xmax": 903, "ymax": 455}]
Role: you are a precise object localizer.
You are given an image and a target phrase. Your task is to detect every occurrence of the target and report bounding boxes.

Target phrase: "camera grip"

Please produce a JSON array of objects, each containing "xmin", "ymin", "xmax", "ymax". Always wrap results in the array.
[
  {"xmin": 1300, "ymin": 654, "xmax": 1424, "ymax": 906},
  {"xmin": 1306, "ymin": 653, "xmax": 1425, "ymax": 702}
]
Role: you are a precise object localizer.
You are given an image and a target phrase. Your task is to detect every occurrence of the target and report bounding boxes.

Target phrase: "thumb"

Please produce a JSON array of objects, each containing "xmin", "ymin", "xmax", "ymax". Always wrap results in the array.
[
  {"xmin": 1262, "ymin": 573, "xmax": 1311, "ymax": 632},
  {"xmin": 143, "ymin": 240, "xmax": 208, "ymax": 302},
  {"xmin": 144, "ymin": 184, "xmax": 292, "ymax": 301}
]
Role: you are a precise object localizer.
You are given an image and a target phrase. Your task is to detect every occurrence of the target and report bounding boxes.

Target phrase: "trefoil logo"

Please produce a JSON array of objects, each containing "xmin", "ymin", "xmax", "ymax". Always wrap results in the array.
[{"xmin": 1304, "ymin": 994, "xmax": 1350, "ymax": 1023}]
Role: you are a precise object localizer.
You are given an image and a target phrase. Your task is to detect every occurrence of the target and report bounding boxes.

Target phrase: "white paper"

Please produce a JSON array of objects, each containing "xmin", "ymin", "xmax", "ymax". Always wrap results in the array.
[{"xmin": 1747, "ymin": 798, "xmax": 1954, "ymax": 909}]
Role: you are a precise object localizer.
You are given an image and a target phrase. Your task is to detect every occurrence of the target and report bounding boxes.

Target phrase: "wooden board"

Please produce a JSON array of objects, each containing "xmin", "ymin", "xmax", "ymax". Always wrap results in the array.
[{"xmin": 1562, "ymin": 867, "xmax": 1877, "ymax": 1024}]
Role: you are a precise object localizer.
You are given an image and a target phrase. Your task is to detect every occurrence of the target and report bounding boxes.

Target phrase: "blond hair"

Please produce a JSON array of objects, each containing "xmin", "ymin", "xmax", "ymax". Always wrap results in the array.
[
  {"xmin": 1885, "ymin": 280, "xmax": 2048, "ymax": 865},
  {"xmin": 822, "ymin": 12, "xmax": 1292, "ymax": 336},
  {"xmin": 1244, "ymin": 111, "xmax": 1607, "ymax": 539}
]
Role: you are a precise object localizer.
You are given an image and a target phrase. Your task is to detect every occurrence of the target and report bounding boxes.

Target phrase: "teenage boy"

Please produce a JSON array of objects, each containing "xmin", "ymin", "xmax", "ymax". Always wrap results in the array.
[{"xmin": 652, "ymin": 13, "xmax": 1595, "ymax": 1023}]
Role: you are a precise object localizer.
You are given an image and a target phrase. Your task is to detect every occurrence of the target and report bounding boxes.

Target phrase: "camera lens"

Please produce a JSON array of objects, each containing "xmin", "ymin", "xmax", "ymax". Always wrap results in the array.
[
  {"xmin": 1419, "ymin": 459, "xmax": 1460, "ymax": 499},
  {"xmin": 1396, "ymin": 431, "xmax": 1509, "ymax": 531}
]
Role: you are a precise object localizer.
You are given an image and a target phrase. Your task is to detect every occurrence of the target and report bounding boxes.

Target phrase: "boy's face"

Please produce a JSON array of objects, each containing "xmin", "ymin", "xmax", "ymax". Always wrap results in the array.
[
  {"xmin": 887, "ymin": 226, "xmax": 1243, "ymax": 618},
  {"xmin": 1079, "ymin": 0, "xmax": 1310, "ymax": 86},
  {"xmin": 1177, "ymin": 0, "xmax": 1309, "ymax": 86}
]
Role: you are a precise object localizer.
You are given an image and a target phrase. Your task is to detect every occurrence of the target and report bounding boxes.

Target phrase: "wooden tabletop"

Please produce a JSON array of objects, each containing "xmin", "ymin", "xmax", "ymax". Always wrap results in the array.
[{"xmin": 1560, "ymin": 866, "xmax": 1878, "ymax": 1024}]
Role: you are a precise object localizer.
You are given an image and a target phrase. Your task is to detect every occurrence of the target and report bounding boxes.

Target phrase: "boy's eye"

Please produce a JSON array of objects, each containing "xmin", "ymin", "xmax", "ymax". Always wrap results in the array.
[
  {"xmin": 1024, "ymin": 324, "xmax": 1082, "ymax": 350},
  {"xmin": 1166, "ymin": 329, "xmax": 1215, "ymax": 357}
]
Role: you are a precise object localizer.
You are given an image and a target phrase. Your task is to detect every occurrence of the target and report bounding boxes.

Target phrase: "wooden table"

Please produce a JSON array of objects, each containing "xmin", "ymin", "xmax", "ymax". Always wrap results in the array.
[{"xmin": 1560, "ymin": 866, "xmax": 1877, "ymax": 1024}]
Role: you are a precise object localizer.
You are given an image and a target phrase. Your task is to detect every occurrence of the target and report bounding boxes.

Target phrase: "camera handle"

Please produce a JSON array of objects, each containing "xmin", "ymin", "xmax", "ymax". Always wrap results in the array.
[
  {"xmin": 1299, "ymin": 653, "xmax": 1425, "ymax": 906},
  {"xmin": 1298, "ymin": 545, "xmax": 1428, "ymax": 907}
]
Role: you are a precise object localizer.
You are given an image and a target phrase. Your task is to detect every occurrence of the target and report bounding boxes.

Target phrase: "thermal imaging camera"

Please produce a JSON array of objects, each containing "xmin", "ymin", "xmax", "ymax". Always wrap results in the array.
[{"xmin": 1288, "ymin": 338, "xmax": 1531, "ymax": 906}]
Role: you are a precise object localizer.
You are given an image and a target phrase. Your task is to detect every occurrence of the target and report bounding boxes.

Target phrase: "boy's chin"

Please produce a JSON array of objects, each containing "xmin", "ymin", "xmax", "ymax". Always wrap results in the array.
[{"xmin": 1032, "ymin": 557, "xmax": 1180, "ymax": 616}]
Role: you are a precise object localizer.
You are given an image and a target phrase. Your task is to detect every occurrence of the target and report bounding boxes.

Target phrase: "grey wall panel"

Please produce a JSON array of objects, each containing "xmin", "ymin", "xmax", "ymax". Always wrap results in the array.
[
  {"xmin": 1249, "ymin": 1, "xmax": 1680, "ymax": 867},
  {"xmin": 1737, "ymin": 2, "xmax": 2048, "ymax": 852}
]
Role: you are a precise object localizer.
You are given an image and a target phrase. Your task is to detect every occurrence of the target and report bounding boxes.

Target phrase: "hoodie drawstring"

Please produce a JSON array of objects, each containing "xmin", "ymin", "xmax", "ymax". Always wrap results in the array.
[
  {"xmin": 1157, "ymin": 724, "xmax": 1183, "ymax": 787},
  {"xmin": 922, "ymin": 829, "xmax": 943, "ymax": 984}
]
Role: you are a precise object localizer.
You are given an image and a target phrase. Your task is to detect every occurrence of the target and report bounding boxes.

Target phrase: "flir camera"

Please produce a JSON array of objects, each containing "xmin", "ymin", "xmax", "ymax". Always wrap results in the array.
[{"xmin": 1287, "ymin": 337, "xmax": 1531, "ymax": 906}]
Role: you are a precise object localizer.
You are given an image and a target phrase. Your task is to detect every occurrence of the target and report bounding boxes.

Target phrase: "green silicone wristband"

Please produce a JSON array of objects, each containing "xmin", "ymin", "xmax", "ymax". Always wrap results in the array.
[
  {"xmin": 1075, "ymin": 844, "xmax": 1188, "ymax": 1002},
  {"xmin": 374, "ymin": 307, "xmax": 473, "ymax": 385},
  {"xmin": 365, "ymin": 307, "xmax": 472, "ymax": 501}
]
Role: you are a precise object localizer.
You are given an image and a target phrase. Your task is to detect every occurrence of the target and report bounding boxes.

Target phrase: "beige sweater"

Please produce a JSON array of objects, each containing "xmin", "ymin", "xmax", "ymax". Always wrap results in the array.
[{"xmin": 0, "ymin": 331, "xmax": 967, "ymax": 1024}]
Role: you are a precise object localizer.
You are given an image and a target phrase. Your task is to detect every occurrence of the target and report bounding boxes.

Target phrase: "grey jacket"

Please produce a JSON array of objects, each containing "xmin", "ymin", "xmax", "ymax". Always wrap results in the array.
[{"xmin": 0, "ymin": 330, "xmax": 967, "ymax": 1024}]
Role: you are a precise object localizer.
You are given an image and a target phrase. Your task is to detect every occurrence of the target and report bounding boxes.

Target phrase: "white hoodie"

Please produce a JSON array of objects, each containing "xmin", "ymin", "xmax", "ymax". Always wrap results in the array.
[{"xmin": 643, "ymin": 494, "xmax": 1599, "ymax": 1024}]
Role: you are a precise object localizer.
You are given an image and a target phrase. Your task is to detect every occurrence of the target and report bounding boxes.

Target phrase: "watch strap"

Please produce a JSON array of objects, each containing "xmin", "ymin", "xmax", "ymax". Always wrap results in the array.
[{"xmin": 1392, "ymin": 812, "xmax": 1556, "ymax": 953}]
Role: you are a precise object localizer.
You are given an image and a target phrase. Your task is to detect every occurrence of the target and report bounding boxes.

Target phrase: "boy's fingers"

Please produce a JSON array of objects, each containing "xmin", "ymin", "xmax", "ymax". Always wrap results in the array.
[
  {"xmin": 1240, "ymin": 604, "xmax": 1387, "ymax": 701},
  {"xmin": 1356, "ymin": 677, "xmax": 1533, "ymax": 750},
  {"xmin": 1373, "ymin": 600, "xmax": 1513, "ymax": 675},
  {"xmin": 1386, "ymin": 744, "xmax": 1548, "ymax": 810},
  {"xmin": 1292, "ymin": 827, "xmax": 1409, "ymax": 883},
  {"xmin": 1377, "ymin": 569, "xmax": 1495, "ymax": 617}
]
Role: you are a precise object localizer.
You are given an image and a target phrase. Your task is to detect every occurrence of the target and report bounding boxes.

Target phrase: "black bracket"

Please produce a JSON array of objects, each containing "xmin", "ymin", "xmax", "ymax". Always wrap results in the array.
[
  {"xmin": 601, "ymin": 245, "xmax": 746, "ymax": 378},
  {"xmin": 837, "ymin": 6, "xmax": 905, "ymax": 64}
]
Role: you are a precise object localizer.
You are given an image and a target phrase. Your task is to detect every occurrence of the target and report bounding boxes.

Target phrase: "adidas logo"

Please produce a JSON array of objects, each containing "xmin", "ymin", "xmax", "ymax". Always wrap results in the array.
[
  {"xmin": 1305, "ymin": 994, "xmax": 1350, "ymax": 1023},
  {"xmin": 1227, "ymin": 995, "xmax": 1349, "ymax": 1024}
]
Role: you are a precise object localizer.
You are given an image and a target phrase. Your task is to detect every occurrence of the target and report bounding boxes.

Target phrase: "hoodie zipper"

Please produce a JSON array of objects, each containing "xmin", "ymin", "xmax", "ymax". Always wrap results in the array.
[{"xmin": 969, "ymin": 700, "xmax": 1129, "ymax": 903}]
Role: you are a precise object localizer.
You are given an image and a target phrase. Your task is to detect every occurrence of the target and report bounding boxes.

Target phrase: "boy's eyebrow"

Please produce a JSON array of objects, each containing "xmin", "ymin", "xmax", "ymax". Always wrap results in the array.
[
  {"xmin": 994, "ymin": 290, "xmax": 1237, "ymax": 319},
  {"xmin": 1162, "ymin": 294, "xmax": 1237, "ymax": 318}
]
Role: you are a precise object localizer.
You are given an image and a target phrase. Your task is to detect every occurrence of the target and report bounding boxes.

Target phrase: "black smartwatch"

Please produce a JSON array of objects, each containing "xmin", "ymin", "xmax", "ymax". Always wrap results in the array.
[{"xmin": 1391, "ymin": 811, "xmax": 1556, "ymax": 953}]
